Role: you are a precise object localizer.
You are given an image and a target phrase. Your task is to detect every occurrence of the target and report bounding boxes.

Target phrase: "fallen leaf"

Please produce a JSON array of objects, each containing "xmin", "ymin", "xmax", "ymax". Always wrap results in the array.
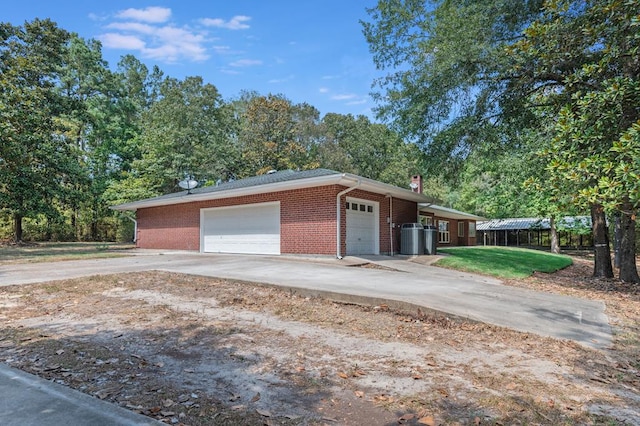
[
  {"xmin": 338, "ymin": 372, "xmax": 349, "ymax": 379},
  {"xmin": 256, "ymin": 408, "xmax": 271, "ymax": 417},
  {"xmin": 474, "ymin": 416, "xmax": 481, "ymax": 425},
  {"xmin": 55, "ymin": 349, "xmax": 65, "ymax": 355},
  {"xmin": 418, "ymin": 416, "xmax": 435, "ymax": 425},
  {"xmin": 160, "ymin": 411, "xmax": 175, "ymax": 417},
  {"xmin": 149, "ymin": 406, "xmax": 161, "ymax": 413},
  {"xmin": 413, "ymin": 374, "xmax": 423, "ymax": 380},
  {"xmin": 163, "ymin": 399, "xmax": 175, "ymax": 407},
  {"xmin": 354, "ymin": 390, "xmax": 364, "ymax": 398},
  {"xmin": 399, "ymin": 413, "xmax": 415, "ymax": 421},
  {"xmin": 250, "ymin": 392, "xmax": 261, "ymax": 403}
]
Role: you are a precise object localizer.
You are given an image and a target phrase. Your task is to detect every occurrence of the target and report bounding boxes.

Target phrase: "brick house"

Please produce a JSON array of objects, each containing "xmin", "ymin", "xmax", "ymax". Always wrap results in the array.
[{"xmin": 111, "ymin": 169, "xmax": 480, "ymax": 256}]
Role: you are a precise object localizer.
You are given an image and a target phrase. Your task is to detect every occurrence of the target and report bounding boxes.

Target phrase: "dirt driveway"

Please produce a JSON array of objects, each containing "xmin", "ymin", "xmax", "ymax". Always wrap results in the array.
[{"xmin": 1, "ymin": 260, "xmax": 639, "ymax": 425}]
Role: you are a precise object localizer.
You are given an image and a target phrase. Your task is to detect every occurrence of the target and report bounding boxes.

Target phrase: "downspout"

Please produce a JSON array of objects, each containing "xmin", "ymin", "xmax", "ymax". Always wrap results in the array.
[
  {"xmin": 336, "ymin": 177, "xmax": 361, "ymax": 259},
  {"xmin": 386, "ymin": 194, "xmax": 393, "ymax": 256},
  {"xmin": 126, "ymin": 214, "xmax": 138, "ymax": 243}
]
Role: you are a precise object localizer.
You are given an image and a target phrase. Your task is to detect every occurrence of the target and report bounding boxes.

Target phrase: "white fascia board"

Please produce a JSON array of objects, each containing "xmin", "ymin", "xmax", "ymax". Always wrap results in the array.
[
  {"xmin": 342, "ymin": 173, "xmax": 432, "ymax": 203},
  {"xmin": 419, "ymin": 203, "xmax": 485, "ymax": 221}
]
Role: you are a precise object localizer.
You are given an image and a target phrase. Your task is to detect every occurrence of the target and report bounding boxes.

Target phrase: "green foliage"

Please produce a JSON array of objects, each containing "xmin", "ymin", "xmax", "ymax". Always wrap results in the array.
[
  {"xmin": 363, "ymin": 0, "xmax": 543, "ymax": 177},
  {"xmin": 436, "ymin": 246, "xmax": 573, "ymax": 279},
  {"xmin": 235, "ymin": 93, "xmax": 319, "ymax": 176},
  {"xmin": 0, "ymin": 19, "xmax": 79, "ymax": 241},
  {"xmin": 317, "ymin": 113, "xmax": 426, "ymax": 186},
  {"xmin": 122, "ymin": 76, "xmax": 237, "ymax": 195}
]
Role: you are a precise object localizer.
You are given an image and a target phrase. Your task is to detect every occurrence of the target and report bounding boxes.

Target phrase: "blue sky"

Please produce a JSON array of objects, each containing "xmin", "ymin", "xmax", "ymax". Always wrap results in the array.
[{"xmin": 5, "ymin": 1, "xmax": 384, "ymax": 118}]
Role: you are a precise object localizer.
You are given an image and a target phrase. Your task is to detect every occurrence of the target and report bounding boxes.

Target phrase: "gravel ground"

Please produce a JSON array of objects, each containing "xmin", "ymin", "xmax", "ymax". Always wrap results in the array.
[{"xmin": 0, "ymin": 260, "xmax": 639, "ymax": 425}]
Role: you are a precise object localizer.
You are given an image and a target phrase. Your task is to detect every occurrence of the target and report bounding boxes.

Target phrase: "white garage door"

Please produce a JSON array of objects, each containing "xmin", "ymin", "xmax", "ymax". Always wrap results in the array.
[
  {"xmin": 346, "ymin": 198, "xmax": 378, "ymax": 255},
  {"xmin": 201, "ymin": 202, "xmax": 280, "ymax": 255}
]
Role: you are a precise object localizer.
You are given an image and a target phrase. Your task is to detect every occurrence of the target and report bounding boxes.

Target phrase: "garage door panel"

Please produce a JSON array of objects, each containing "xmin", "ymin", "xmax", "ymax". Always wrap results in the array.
[
  {"xmin": 202, "ymin": 203, "xmax": 280, "ymax": 255},
  {"xmin": 346, "ymin": 198, "xmax": 378, "ymax": 255}
]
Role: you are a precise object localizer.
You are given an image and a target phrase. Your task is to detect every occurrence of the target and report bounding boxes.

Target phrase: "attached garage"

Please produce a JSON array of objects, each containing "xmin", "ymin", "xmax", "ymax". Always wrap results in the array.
[{"xmin": 201, "ymin": 202, "xmax": 280, "ymax": 255}]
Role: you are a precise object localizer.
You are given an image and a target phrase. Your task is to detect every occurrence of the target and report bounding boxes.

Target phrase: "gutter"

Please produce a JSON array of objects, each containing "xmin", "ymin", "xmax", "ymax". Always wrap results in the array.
[
  {"xmin": 386, "ymin": 194, "xmax": 393, "ymax": 256},
  {"xmin": 336, "ymin": 176, "xmax": 361, "ymax": 259}
]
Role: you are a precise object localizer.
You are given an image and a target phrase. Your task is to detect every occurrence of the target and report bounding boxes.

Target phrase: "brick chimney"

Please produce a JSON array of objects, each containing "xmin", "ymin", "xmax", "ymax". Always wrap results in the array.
[{"xmin": 410, "ymin": 175, "xmax": 423, "ymax": 194}]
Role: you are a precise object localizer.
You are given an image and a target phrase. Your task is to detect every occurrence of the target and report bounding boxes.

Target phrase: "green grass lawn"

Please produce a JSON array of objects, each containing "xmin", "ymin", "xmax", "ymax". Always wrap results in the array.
[
  {"xmin": 434, "ymin": 246, "xmax": 573, "ymax": 279},
  {"xmin": 0, "ymin": 242, "xmax": 134, "ymax": 264}
]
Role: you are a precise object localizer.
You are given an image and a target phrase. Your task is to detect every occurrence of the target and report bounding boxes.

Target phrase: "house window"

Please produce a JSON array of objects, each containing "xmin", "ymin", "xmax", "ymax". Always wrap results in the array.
[
  {"xmin": 420, "ymin": 215, "xmax": 433, "ymax": 226},
  {"xmin": 469, "ymin": 222, "xmax": 476, "ymax": 238},
  {"xmin": 367, "ymin": 205, "xmax": 373, "ymax": 213},
  {"xmin": 458, "ymin": 222, "xmax": 465, "ymax": 237},
  {"xmin": 345, "ymin": 202, "xmax": 350, "ymax": 210},
  {"xmin": 438, "ymin": 220, "xmax": 450, "ymax": 243}
]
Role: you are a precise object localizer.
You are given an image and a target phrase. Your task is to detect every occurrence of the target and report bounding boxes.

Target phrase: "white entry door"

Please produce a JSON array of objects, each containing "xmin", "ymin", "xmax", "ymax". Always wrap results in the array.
[
  {"xmin": 201, "ymin": 202, "xmax": 280, "ymax": 255},
  {"xmin": 346, "ymin": 198, "xmax": 379, "ymax": 255}
]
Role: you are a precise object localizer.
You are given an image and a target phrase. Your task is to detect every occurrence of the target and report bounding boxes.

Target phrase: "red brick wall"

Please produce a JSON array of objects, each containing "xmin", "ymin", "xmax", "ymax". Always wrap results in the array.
[
  {"xmin": 390, "ymin": 198, "xmax": 419, "ymax": 254},
  {"xmin": 136, "ymin": 185, "xmax": 418, "ymax": 255},
  {"xmin": 429, "ymin": 217, "xmax": 477, "ymax": 247}
]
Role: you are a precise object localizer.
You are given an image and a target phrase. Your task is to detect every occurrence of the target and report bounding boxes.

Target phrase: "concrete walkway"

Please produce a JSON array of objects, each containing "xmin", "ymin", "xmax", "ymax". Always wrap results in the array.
[
  {"xmin": 1, "ymin": 251, "xmax": 611, "ymax": 349},
  {"xmin": 0, "ymin": 363, "xmax": 160, "ymax": 426}
]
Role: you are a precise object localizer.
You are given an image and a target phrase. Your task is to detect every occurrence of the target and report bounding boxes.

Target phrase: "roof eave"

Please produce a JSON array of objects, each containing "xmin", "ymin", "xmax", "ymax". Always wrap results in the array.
[
  {"xmin": 419, "ymin": 203, "xmax": 486, "ymax": 221},
  {"xmin": 110, "ymin": 172, "xmax": 431, "ymax": 212}
]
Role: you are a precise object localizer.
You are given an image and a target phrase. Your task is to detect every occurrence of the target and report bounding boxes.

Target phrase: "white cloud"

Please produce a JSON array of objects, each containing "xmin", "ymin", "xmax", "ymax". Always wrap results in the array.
[
  {"xmin": 212, "ymin": 45, "xmax": 231, "ymax": 54},
  {"xmin": 100, "ymin": 33, "xmax": 146, "ymax": 50},
  {"xmin": 106, "ymin": 22, "xmax": 156, "ymax": 35},
  {"xmin": 346, "ymin": 99, "xmax": 367, "ymax": 105},
  {"xmin": 99, "ymin": 9, "xmax": 209, "ymax": 63},
  {"xmin": 318, "ymin": 87, "xmax": 329, "ymax": 93},
  {"xmin": 220, "ymin": 68, "xmax": 241, "ymax": 75},
  {"xmin": 201, "ymin": 15, "xmax": 251, "ymax": 30},
  {"xmin": 229, "ymin": 59, "xmax": 263, "ymax": 67},
  {"xmin": 116, "ymin": 7, "xmax": 171, "ymax": 23},
  {"xmin": 268, "ymin": 75, "xmax": 294, "ymax": 84},
  {"xmin": 331, "ymin": 93, "xmax": 358, "ymax": 101}
]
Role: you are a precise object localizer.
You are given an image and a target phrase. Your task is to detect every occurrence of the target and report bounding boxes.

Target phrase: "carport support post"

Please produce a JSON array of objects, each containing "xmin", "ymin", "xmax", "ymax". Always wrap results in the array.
[{"xmin": 336, "ymin": 177, "xmax": 361, "ymax": 259}]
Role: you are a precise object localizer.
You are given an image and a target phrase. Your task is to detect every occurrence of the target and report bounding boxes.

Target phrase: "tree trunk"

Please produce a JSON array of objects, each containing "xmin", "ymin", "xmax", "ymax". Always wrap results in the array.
[
  {"xmin": 618, "ymin": 199, "xmax": 640, "ymax": 283},
  {"xmin": 613, "ymin": 212, "xmax": 622, "ymax": 268},
  {"xmin": 591, "ymin": 203, "xmax": 614, "ymax": 279},
  {"xmin": 549, "ymin": 216, "xmax": 560, "ymax": 254},
  {"xmin": 13, "ymin": 213, "xmax": 23, "ymax": 243}
]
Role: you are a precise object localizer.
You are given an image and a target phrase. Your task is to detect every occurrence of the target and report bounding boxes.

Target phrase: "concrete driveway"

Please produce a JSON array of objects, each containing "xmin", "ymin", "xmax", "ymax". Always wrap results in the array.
[{"xmin": 0, "ymin": 251, "xmax": 611, "ymax": 349}]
